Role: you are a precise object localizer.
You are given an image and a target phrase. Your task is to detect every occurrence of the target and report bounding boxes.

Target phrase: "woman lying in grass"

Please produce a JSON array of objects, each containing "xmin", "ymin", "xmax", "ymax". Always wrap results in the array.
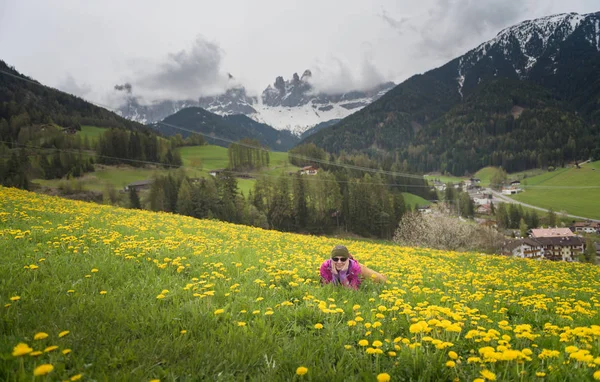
[{"xmin": 319, "ymin": 245, "xmax": 387, "ymax": 289}]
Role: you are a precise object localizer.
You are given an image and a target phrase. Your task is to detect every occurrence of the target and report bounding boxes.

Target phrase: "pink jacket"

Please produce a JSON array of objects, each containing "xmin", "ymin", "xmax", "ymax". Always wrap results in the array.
[{"xmin": 320, "ymin": 259, "xmax": 362, "ymax": 289}]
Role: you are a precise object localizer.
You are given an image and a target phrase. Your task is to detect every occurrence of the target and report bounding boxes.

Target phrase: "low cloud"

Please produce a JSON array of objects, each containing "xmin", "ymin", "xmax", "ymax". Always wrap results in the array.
[
  {"xmin": 381, "ymin": 0, "xmax": 538, "ymax": 60},
  {"xmin": 308, "ymin": 56, "xmax": 388, "ymax": 95},
  {"xmin": 58, "ymin": 75, "xmax": 92, "ymax": 98},
  {"xmin": 118, "ymin": 36, "xmax": 230, "ymax": 104},
  {"xmin": 114, "ymin": 83, "xmax": 132, "ymax": 93}
]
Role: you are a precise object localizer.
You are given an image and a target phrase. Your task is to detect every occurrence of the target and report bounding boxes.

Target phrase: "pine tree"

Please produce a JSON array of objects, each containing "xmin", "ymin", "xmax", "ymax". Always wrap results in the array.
[
  {"xmin": 176, "ymin": 178, "xmax": 194, "ymax": 216},
  {"xmin": 129, "ymin": 188, "xmax": 141, "ymax": 209},
  {"xmin": 292, "ymin": 173, "xmax": 308, "ymax": 230},
  {"xmin": 519, "ymin": 218, "xmax": 528, "ymax": 238},
  {"xmin": 546, "ymin": 208, "xmax": 557, "ymax": 227}
]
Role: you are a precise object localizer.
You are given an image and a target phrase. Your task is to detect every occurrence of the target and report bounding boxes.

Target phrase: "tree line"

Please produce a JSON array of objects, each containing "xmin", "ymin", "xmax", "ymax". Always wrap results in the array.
[{"xmin": 227, "ymin": 138, "xmax": 269, "ymax": 171}]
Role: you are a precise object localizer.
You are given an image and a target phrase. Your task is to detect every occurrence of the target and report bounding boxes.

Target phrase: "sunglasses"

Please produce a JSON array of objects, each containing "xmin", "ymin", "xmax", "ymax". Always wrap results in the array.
[{"xmin": 332, "ymin": 257, "xmax": 348, "ymax": 263}]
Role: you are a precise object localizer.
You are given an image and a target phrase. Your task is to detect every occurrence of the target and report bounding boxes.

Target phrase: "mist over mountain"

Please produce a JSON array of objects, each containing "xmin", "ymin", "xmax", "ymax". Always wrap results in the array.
[{"xmin": 116, "ymin": 70, "xmax": 394, "ymax": 135}]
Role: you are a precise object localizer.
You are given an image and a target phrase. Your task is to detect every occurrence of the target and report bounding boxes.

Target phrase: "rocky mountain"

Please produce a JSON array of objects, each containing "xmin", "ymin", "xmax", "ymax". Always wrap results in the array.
[
  {"xmin": 151, "ymin": 107, "xmax": 299, "ymax": 151},
  {"xmin": 116, "ymin": 72, "xmax": 394, "ymax": 135},
  {"xmin": 303, "ymin": 11, "xmax": 600, "ymax": 175}
]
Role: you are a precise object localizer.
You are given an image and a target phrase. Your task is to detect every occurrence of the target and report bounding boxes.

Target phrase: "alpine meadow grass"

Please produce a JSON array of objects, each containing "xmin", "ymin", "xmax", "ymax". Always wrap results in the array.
[{"xmin": 1, "ymin": 186, "xmax": 599, "ymax": 381}]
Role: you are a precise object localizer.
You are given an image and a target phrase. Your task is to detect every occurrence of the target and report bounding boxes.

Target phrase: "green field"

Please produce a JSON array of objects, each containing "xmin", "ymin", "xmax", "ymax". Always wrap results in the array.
[
  {"xmin": 424, "ymin": 174, "xmax": 466, "ymax": 184},
  {"xmin": 77, "ymin": 125, "xmax": 107, "ymax": 143},
  {"xmin": 402, "ymin": 192, "xmax": 431, "ymax": 208},
  {"xmin": 2, "ymin": 187, "xmax": 600, "ymax": 381},
  {"xmin": 511, "ymin": 161, "xmax": 600, "ymax": 219}
]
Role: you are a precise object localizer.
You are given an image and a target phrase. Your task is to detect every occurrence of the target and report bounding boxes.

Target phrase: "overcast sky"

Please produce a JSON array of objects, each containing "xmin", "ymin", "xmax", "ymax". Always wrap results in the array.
[{"xmin": 0, "ymin": 0, "xmax": 598, "ymax": 105}]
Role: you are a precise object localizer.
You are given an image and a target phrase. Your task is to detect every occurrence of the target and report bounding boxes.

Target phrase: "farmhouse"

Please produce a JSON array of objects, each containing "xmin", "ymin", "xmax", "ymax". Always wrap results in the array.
[
  {"xmin": 124, "ymin": 179, "xmax": 153, "ymax": 192},
  {"xmin": 299, "ymin": 166, "xmax": 318, "ymax": 175},
  {"xmin": 571, "ymin": 220, "xmax": 600, "ymax": 234}
]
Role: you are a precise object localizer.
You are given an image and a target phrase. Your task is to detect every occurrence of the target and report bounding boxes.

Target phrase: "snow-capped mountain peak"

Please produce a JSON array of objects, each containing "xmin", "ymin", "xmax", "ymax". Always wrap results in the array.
[
  {"xmin": 117, "ymin": 70, "xmax": 395, "ymax": 135},
  {"xmin": 455, "ymin": 11, "xmax": 600, "ymax": 96}
]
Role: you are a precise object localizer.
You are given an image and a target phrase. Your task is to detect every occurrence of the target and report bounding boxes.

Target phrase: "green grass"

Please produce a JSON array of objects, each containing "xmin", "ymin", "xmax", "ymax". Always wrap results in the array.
[
  {"xmin": 424, "ymin": 174, "xmax": 466, "ymax": 184},
  {"xmin": 2, "ymin": 187, "xmax": 600, "ymax": 381},
  {"xmin": 473, "ymin": 167, "xmax": 499, "ymax": 187},
  {"xmin": 511, "ymin": 161, "xmax": 600, "ymax": 219},
  {"xmin": 178, "ymin": 145, "xmax": 230, "ymax": 171},
  {"xmin": 77, "ymin": 125, "xmax": 107, "ymax": 143},
  {"xmin": 402, "ymin": 193, "xmax": 431, "ymax": 208}
]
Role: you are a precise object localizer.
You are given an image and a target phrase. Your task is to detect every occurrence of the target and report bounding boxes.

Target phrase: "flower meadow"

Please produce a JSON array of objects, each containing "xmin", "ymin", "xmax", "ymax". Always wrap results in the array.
[{"xmin": 1, "ymin": 187, "xmax": 600, "ymax": 381}]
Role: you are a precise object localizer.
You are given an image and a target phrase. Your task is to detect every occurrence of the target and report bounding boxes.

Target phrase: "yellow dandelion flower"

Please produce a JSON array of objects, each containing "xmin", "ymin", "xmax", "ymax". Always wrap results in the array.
[
  {"xmin": 377, "ymin": 373, "xmax": 391, "ymax": 382},
  {"xmin": 70, "ymin": 375, "xmax": 83, "ymax": 381},
  {"xmin": 237, "ymin": 322, "xmax": 247, "ymax": 327},
  {"xmin": 265, "ymin": 311, "xmax": 274, "ymax": 316},
  {"xmin": 91, "ymin": 268, "xmax": 98, "ymax": 273},
  {"xmin": 594, "ymin": 370, "xmax": 600, "ymax": 380},
  {"xmin": 44, "ymin": 345, "xmax": 59, "ymax": 352},
  {"xmin": 372, "ymin": 340, "xmax": 383, "ymax": 348},
  {"xmin": 445, "ymin": 360, "xmax": 456, "ymax": 368},
  {"xmin": 99, "ymin": 291, "xmax": 107, "ymax": 295},
  {"xmin": 296, "ymin": 366, "xmax": 308, "ymax": 376},
  {"xmin": 34, "ymin": 332, "xmax": 49, "ymax": 340},
  {"xmin": 353, "ymin": 304, "xmax": 360, "ymax": 310},
  {"xmin": 33, "ymin": 364, "xmax": 54, "ymax": 376},
  {"xmin": 59, "ymin": 330, "xmax": 70, "ymax": 338},
  {"xmin": 448, "ymin": 351, "xmax": 458, "ymax": 360},
  {"xmin": 180, "ymin": 330, "xmax": 187, "ymax": 334},
  {"xmin": 30, "ymin": 351, "xmax": 43, "ymax": 356},
  {"xmin": 149, "ymin": 380, "xmax": 160, "ymax": 382},
  {"xmin": 536, "ymin": 372, "xmax": 546, "ymax": 377},
  {"xmin": 156, "ymin": 294, "xmax": 166, "ymax": 299},
  {"xmin": 344, "ymin": 345, "xmax": 352, "ymax": 350},
  {"xmin": 480, "ymin": 369, "xmax": 496, "ymax": 381},
  {"xmin": 214, "ymin": 309, "xmax": 225, "ymax": 315},
  {"xmin": 12, "ymin": 343, "xmax": 33, "ymax": 356},
  {"xmin": 358, "ymin": 339, "xmax": 369, "ymax": 347},
  {"xmin": 252, "ymin": 310, "xmax": 260, "ymax": 315},
  {"xmin": 388, "ymin": 351, "xmax": 397, "ymax": 356},
  {"xmin": 10, "ymin": 296, "xmax": 20, "ymax": 301},
  {"xmin": 347, "ymin": 320, "xmax": 357, "ymax": 327},
  {"xmin": 67, "ymin": 290, "xmax": 75, "ymax": 293},
  {"xmin": 62, "ymin": 349, "xmax": 71, "ymax": 355},
  {"xmin": 314, "ymin": 323, "xmax": 323, "ymax": 329}
]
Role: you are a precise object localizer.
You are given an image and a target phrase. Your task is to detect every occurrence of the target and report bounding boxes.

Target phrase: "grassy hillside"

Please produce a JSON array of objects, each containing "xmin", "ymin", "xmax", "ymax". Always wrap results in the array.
[
  {"xmin": 77, "ymin": 125, "xmax": 107, "ymax": 143},
  {"xmin": 512, "ymin": 161, "xmax": 600, "ymax": 219},
  {"xmin": 2, "ymin": 187, "xmax": 600, "ymax": 381},
  {"xmin": 401, "ymin": 192, "xmax": 431, "ymax": 208}
]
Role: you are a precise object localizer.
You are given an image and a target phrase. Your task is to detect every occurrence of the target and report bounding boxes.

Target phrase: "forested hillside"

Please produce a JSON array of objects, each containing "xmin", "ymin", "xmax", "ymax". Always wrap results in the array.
[
  {"xmin": 154, "ymin": 107, "xmax": 299, "ymax": 151},
  {"xmin": 304, "ymin": 12, "xmax": 600, "ymax": 175}
]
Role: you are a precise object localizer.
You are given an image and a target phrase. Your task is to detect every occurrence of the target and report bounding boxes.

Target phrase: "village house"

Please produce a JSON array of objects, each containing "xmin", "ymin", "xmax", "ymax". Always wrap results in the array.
[
  {"xmin": 433, "ymin": 180, "xmax": 446, "ymax": 192},
  {"xmin": 208, "ymin": 169, "xmax": 225, "ymax": 177},
  {"xmin": 501, "ymin": 186, "xmax": 522, "ymax": 195},
  {"xmin": 502, "ymin": 236, "xmax": 585, "ymax": 262},
  {"xmin": 299, "ymin": 166, "xmax": 318, "ymax": 175},
  {"xmin": 571, "ymin": 220, "xmax": 600, "ymax": 234},
  {"xmin": 124, "ymin": 179, "xmax": 153, "ymax": 192},
  {"xmin": 530, "ymin": 227, "xmax": 574, "ymax": 238},
  {"xmin": 476, "ymin": 204, "xmax": 492, "ymax": 215}
]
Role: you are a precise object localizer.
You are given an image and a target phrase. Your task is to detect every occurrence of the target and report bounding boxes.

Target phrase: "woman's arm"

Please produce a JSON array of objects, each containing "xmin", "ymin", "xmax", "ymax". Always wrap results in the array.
[{"xmin": 359, "ymin": 264, "xmax": 387, "ymax": 283}]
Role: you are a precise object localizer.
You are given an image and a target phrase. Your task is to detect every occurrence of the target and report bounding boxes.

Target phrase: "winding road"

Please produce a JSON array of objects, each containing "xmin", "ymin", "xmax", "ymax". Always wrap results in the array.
[{"xmin": 487, "ymin": 188, "xmax": 600, "ymax": 222}]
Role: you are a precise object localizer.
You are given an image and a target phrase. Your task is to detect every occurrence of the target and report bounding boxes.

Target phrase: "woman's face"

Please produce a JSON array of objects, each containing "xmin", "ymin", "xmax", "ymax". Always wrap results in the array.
[{"xmin": 332, "ymin": 257, "xmax": 348, "ymax": 270}]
